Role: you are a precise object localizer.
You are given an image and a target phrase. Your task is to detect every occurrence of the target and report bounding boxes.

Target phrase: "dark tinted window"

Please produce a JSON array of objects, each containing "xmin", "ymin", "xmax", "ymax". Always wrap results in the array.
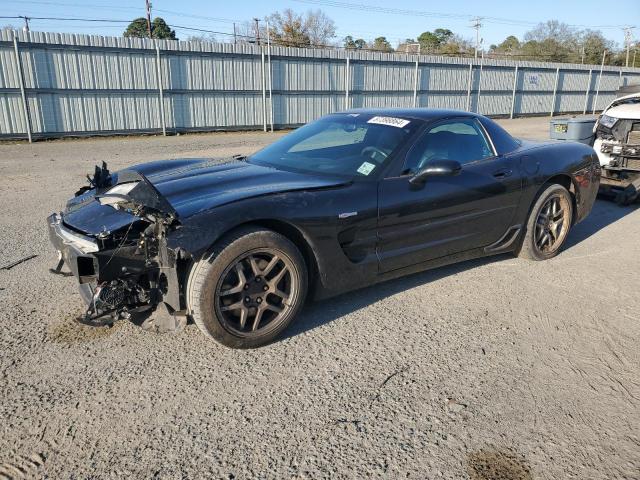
[
  {"xmin": 478, "ymin": 117, "xmax": 520, "ymax": 154},
  {"xmin": 404, "ymin": 119, "xmax": 493, "ymax": 173},
  {"xmin": 249, "ymin": 114, "xmax": 421, "ymax": 178}
]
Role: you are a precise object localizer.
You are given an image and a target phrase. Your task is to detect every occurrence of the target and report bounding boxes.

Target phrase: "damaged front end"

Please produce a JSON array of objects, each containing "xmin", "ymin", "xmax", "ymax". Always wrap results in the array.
[
  {"xmin": 594, "ymin": 97, "xmax": 640, "ymax": 205},
  {"xmin": 48, "ymin": 163, "xmax": 189, "ymax": 331}
]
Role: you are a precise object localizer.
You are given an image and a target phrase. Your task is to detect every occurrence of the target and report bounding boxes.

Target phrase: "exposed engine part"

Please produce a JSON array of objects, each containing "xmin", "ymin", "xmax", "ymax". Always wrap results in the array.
[{"xmin": 80, "ymin": 279, "xmax": 150, "ymax": 326}]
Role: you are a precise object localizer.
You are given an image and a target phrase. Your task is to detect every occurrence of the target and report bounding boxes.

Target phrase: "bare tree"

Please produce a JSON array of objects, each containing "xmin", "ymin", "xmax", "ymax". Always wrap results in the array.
[
  {"xmin": 267, "ymin": 9, "xmax": 310, "ymax": 47},
  {"xmin": 304, "ymin": 9, "xmax": 336, "ymax": 46},
  {"xmin": 266, "ymin": 9, "xmax": 336, "ymax": 48},
  {"xmin": 186, "ymin": 33, "xmax": 217, "ymax": 44}
]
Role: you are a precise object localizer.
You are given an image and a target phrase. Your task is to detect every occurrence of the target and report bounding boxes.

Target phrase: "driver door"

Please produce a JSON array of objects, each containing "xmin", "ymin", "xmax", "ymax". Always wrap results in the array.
[{"xmin": 377, "ymin": 117, "xmax": 522, "ymax": 273}]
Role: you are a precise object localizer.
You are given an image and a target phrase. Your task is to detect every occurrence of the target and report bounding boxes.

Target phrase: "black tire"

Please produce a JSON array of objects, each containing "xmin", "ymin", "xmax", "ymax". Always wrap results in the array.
[
  {"xmin": 516, "ymin": 184, "xmax": 574, "ymax": 261},
  {"xmin": 187, "ymin": 227, "xmax": 308, "ymax": 348}
]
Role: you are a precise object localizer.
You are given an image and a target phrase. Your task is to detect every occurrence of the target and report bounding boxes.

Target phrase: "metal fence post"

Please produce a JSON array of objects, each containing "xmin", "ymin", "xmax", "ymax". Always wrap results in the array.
[
  {"xmin": 412, "ymin": 59, "xmax": 419, "ymax": 108},
  {"xmin": 344, "ymin": 56, "xmax": 350, "ymax": 110},
  {"xmin": 476, "ymin": 56, "xmax": 484, "ymax": 114},
  {"xmin": 261, "ymin": 47, "xmax": 267, "ymax": 132},
  {"xmin": 593, "ymin": 51, "xmax": 606, "ymax": 114},
  {"xmin": 550, "ymin": 67, "xmax": 560, "ymax": 117},
  {"xmin": 583, "ymin": 69, "xmax": 592, "ymax": 115},
  {"xmin": 13, "ymin": 32, "xmax": 32, "ymax": 143},
  {"xmin": 155, "ymin": 42, "xmax": 166, "ymax": 136},
  {"xmin": 510, "ymin": 65, "xmax": 518, "ymax": 119},
  {"xmin": 267, "ymin": 20, "xmax": 274, "ymax": 132},
  {"xmin": 466, "ymin": 63, "xmax": 473, "ymax": 111}
]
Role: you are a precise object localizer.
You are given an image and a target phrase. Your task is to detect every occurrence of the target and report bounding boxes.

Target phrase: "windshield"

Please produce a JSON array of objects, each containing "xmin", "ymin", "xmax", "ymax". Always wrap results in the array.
[{"xmin": 248, "ymin": 113, "xmax": 421, "ymax": 178}]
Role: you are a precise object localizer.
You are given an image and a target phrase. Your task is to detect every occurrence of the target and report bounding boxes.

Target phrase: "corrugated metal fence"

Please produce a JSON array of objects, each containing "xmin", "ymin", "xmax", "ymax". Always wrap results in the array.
[{"xmin": 1, "ymin": 30, "xmax": 640, "ymax": 141}]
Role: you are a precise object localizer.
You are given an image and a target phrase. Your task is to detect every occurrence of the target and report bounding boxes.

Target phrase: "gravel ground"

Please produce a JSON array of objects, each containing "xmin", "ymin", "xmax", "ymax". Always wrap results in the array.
[{"xmin": 0, "ymin": 117, "xmax": 638, "ymax": 479}]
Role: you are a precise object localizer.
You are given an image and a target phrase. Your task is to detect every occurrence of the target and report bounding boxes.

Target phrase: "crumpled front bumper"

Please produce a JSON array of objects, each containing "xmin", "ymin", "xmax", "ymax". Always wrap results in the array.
[{"xmin": 47, "ymin": 212, "xmax": 99, "ymax": 305}]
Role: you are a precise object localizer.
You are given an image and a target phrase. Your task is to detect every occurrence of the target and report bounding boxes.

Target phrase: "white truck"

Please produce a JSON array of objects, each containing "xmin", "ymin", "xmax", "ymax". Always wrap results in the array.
[{"xmin": 593, "ymin": 86, "xmax": 640, "ymax": 204}]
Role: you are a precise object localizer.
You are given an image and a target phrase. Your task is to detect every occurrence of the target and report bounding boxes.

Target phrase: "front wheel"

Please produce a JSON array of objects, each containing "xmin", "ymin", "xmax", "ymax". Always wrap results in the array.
[
  {"xmin": 187, "ymin": 227, "xmax": 308, "ymax": 348},
  {"xmin": 516, "ymin": 184, "xmax": 573, "ymax": 261}
]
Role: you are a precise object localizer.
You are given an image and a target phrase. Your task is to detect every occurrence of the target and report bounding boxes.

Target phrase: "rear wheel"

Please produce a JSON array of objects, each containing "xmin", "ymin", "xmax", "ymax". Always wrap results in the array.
[
  {"xmin": 187, "ymin": 227, "xmax": 307, "ymax": 348},
  {"xmin": 517, "ymin": 184, "xmax": 573, "ymax": 261}
]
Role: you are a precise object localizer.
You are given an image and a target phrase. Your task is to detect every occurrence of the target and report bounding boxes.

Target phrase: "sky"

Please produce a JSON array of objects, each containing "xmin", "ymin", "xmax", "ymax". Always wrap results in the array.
[{"xmin": 1, "ymin": 0, "xmax": 638, "ymax": 49}]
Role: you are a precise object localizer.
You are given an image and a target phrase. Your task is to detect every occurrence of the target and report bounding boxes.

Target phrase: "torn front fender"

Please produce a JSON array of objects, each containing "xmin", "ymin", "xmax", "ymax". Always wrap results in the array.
[{"xmin": 95, "ymin": 169, "xmax": 179, "ymax": 223}]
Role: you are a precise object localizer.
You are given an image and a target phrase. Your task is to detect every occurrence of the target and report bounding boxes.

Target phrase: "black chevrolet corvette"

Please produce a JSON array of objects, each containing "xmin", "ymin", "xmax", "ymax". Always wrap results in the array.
[{"xmin": 48, "ymin": 109, "xmax": 600, "ymax": 348}]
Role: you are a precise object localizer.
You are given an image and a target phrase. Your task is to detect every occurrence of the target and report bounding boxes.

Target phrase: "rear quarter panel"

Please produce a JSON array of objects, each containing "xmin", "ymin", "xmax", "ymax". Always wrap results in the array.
[{"xmin": 514, "ymin": 140, "xmax": 600, "ymax": 225}]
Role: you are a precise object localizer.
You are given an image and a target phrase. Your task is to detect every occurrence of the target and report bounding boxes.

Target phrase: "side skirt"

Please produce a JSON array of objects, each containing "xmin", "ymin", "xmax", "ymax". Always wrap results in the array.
[{"xmin": 312, "ymin": 246, "xmax": 511, "ymax": 301}]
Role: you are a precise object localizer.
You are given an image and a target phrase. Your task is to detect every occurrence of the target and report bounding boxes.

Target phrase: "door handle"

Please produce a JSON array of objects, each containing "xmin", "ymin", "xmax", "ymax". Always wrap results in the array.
[{"xmin": 493, "ymin": 169, "xmax": 513, "ymax": 179}]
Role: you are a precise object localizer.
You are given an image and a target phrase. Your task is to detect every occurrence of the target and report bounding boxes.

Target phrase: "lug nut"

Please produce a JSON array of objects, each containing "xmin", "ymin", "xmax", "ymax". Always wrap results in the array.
[
  {"xmin": 256, "ymin": 297, "xmax": 262, "ymax": 304},
  {"xmin": 244, "ymin": 297, "xmax": 250, "ymax": 303},
  {"xmin": 263, "ymin": 285, "xmax": 268, "ymax": 291},
  {"xmin": 244, "ymin": 284, "xmax": 249, "ymax": 290},
  {"xmin": 256, "ymin": 277, "xmax": 261, "ymax": 282}
]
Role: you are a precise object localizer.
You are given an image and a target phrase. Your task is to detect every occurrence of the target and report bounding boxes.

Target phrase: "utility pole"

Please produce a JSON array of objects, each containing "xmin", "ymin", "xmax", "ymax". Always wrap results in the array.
[
  {"xmin": 233, "ymin": 22, "xmax": 237, "ymax": 44},
  {"xmin": 254, "ymin": 18, "xmax": 261, "ymax": 45},
  {"xmin": 634, "ymin": 49, "xmax": 637, "ymax": 68},
  {"xmin": 145, "ymin": 0, "xmax": 153, "ymax": 38},
  {"xmin": 580, "ymin": 44, "xmax": 585, "ymax": 64},
  {"xmin": 22, "ymin": 16, "xmax": 30, "ymax": 33},
  {"xmin": 471, "ymin": 17, "xmax": 482, "ymax": 59},
  {"xmin": 623, "ymin": 26, "xmax": 635, "ymax": 67}
]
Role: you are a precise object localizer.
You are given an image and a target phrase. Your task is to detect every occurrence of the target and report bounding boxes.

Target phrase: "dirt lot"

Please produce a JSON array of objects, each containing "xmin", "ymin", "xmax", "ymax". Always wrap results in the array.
[{"xmin": 0, "ymin": 116, "xmax": 638, "ymax": 479}]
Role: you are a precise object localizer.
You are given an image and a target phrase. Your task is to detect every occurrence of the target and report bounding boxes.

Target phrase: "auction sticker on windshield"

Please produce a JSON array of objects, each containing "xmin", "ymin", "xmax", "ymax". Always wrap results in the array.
[
  {"xmin": 367, "ymin": 116, "xmax": 410, "ymax": 128},
  {"xmin": 357, "ymin": 161, "xmax": 376, "ymax": 176}
]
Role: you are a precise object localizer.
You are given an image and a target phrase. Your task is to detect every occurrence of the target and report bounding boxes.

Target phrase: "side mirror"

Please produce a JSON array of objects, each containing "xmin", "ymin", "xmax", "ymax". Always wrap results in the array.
[{"xmin": 409, "ymin": 159, "xmax": 462, "ymax": 186}]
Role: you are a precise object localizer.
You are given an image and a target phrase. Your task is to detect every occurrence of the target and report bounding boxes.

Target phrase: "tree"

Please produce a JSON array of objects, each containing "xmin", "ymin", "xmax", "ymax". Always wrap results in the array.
[
  {"xmin": 266, "ymin": 9, "xmax": 336, "ymax": 47},
  {"xmin": 123, "ymin": 17, "xmax": 177, "ymax": 40},
  {"xmin": 433, "ymin": 28, "xmax": 453, "ymax": 45},
  {"xmin": 267, "ymin": 9, "xmax": 310, "ymax": 47},
  {"xmin": 344, "ymin": 35, "xmax": 366, "ymax": 49},
  {"xmin": 522, "ymin": 21, "xmax": 579, "ymax": 62},
  {"xmin": 580, "ymin": 30, "xmax": 614, "ymax": 65},
  {"xmin": 417, "ymin": 29, "xmax": 453, "ymax": 53},
  {"xmin": 124, "ymin": 18, "xmax": 148, "ymax": 38},
  {"xmin": 151, "ymin": 18, "xmax": 177, "ymax": 40},
  {"xmin": 417, "ymin": 31, "xmax": 440, "ymax": 52},
  {"xmin": 187, "ymin": 33, "xmax": 217, "ymax": 44},
  {"xmin": 304, "ymin": 9, "xmax": 336, "ymax": 46},
  {"xmin": 371, "ymin": 36, "xmax": 393, "ymax": 52},
  {"xmin": 496, "ymin": 35, "xmax": 520, "ymax": 52},
  {"xmin": 439, "ymin": 35, "xmax": 473, "ymax": 56}
]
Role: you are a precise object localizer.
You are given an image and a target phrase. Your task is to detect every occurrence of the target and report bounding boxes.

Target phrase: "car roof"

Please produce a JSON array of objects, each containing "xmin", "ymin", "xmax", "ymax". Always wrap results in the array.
[{"xmin": 341, "ymin": 108, "xmax": 482, "ymax": 121}]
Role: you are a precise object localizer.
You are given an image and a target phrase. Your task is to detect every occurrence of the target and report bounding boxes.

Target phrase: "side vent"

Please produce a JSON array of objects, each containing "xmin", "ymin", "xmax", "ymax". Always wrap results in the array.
[{"xmin": 484, "ymin": 225, "xmax": 522, "ymax": 253}]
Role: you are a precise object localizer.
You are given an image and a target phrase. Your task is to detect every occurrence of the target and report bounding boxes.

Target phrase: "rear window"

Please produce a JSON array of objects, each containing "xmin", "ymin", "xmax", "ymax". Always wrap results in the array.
[{"xmin": 478, "ymin": 117, "xmax": 521, "ymax": 154}]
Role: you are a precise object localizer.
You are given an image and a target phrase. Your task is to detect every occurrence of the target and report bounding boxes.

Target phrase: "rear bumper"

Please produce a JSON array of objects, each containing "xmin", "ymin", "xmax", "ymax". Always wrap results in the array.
[{"xmin": 47, "ymin": 213, "xmax": 98, "ymax": 305}]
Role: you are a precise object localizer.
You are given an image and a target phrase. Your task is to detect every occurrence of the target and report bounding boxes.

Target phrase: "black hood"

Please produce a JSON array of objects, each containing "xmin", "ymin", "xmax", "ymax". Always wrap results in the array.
[{"xmin": 62, "ymin": 158, "xmax": 348, "ymax": 236}]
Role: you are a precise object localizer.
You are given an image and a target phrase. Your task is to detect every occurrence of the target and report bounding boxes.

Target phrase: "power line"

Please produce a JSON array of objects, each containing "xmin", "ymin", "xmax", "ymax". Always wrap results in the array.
[
  {"xmin": 292, "ymin": 0, "xmax": 629, "ymax": 30},
  {"xmin": 2, "ymin": 0, "xmax": 142, "ymax": 12},
  {"xmin": 0, "ymin": 15, "xmax": 130, "ymax": 23},
  {"xmin": 0, "ymin": 13, "xmax": 630, "ymax": 64},
  {"xmin": 154, "ymin": 9, "xmax": 242, "ymax": 25}
]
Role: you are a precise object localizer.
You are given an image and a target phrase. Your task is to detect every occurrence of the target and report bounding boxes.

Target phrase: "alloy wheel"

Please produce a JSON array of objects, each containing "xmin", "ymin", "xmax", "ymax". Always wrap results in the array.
[
  {"xmin": 534, "ymin": 194, "xmax": 571, "ymax": 254},
  {"xmin": 215, "ymin": 249, "xmax": 296, "ymax": 336}
]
